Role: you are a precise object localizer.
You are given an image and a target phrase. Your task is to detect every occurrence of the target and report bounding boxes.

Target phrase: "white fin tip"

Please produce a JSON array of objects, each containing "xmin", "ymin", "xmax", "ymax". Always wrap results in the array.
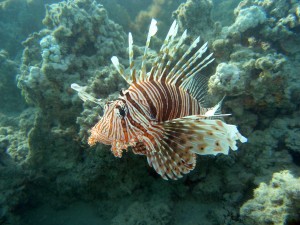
[
  {"xmin": 128, "ymin": 32, "xmax": 133, "ymax": 45},
  {"xmin": 167, "ymin": 20, "xmax": 177, "ymax": 37},
  {"xmin": 149, "ymin": 18, "xmax": 158, "ymax": 36},
  {"xmin": 71, "ymin": 83, "xmax": 103, "ymax": 106},
  {"xmin": 71, "ymin": 83, "xmax": 85, "ymax": 92},
  {"xmin": 111, "ymin": 56, "xmax": 119, "ymax": 66}
]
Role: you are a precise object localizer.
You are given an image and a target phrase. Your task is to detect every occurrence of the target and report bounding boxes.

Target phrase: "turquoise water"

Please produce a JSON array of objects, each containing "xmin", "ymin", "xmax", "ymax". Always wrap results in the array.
[{"xmin": 0, "ymin": 0, "xmax": 299, "ymax": 224}]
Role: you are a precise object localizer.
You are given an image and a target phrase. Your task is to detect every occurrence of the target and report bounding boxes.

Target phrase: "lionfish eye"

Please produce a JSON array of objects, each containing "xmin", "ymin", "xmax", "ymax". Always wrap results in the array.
[
  {"xmin": 118, "ymin": 107, "xmax": 126, "ymax": 117},
  {"xmin": 115, "ymin": 103, "xmax": 127, "ymax": 118}
]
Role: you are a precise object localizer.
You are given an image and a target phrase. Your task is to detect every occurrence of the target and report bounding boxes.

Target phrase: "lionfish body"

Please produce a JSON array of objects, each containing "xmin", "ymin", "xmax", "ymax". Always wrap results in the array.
[{"xmin": 72, "ymin": 19, "xmax": 247, "ymax": 180}]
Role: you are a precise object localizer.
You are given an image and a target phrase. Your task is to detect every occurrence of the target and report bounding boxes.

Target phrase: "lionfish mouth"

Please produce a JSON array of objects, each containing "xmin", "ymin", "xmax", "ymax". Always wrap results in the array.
[
  {"xmin": 88, "ymin": 133, "xmax": 112, "ymax": 146},
  {"xmin": 88, "ymin": 130, "xmax": 134, "ymax": 158}
]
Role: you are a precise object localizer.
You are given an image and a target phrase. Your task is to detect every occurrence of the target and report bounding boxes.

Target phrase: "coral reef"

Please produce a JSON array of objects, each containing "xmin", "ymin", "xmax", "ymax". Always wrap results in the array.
[
  {"xmin": 225, "ymin": 5, "xmax": 267, "ymax": 34},
  {"xmin": 0, "ymin": 108, "xmax": 36, "ymax": 224},
  {"xmin": 235, "ymin": 0, "xmax": 300, "ymax": 42},
  {"xmin": 206, "ymin": 1, "xmax": 300, "ymax": 224},
  {"xmin": 0, "ymin": 0, "xmax": 299, "ymax": 224},
  {"xmin": 211, "ymin": 0, "xmax": 241, "ymax": 26},
  {"xmin": 209, "ymin": 62, "xmax": 244, "ymax": 94},
  {"xmin": 15, "ymin": 0, "xmax": 138, "ymax": 216},
  {"xmin": 209, "ymin": 0, "xmax": 300, "ymax": 114},
  {"xmin": 0, "ymin": 109, "xmax": 35, "ymax": 163},
  {"xmin": 173, "ymin": 0, "xmax": 214, "ymax": 39},
  {"xmin": 17, "ymin": 0, "xmax": 127, "ymax": 168},
  {"xmin": 240, "ymin": 170, "xmax": 300, "ymax": 225}
]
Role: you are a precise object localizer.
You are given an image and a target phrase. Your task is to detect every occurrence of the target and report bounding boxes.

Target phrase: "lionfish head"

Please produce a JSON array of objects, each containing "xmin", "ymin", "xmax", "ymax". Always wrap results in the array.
[{"xmin": 88, "ymin": 99, "xmax": 131, "ymax": 157}]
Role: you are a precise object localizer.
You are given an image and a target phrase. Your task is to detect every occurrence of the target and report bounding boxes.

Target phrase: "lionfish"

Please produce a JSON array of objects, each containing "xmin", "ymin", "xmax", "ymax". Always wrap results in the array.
[{"xmin": 71, "ymin": 19, "xmax": 247, "ymax": 180}]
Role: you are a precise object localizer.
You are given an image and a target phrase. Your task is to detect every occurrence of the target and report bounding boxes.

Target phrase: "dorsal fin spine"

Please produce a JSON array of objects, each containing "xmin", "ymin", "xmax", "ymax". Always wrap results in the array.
[
  {"xmin": 128, "ymin": 32, "xmax": 136, "ymax": 83},
  {"xmin": 177, "ymin": 46, "xmax": 213, "ymax": 87},
  {"xmin": 165, "ymin": 30, "xmax": 187, "ymax": 83},
  {"xmin": 170, "ymin": 29, "xmax": 187, "ymax": 57},
  {"xmin": 167, "ymin": 36, "xmax": 200, "ymax": 85},
  {"xmin": 140, "ymin": 18, "xmax": 158, "ymax": 82},
  {"xmin": 111, "ymin": 56, "xmax": 130, "ymax": 84},
  {"xmin": 175, "ymin": 37, "xmax": 202, "ymax": 75},
  {"xmin": 160, "ymin": 20, "xmax": 177, "ymax": 52},
  {"xmin": 180, "ymin": 53, "xmax": 214, "ymax": 88},
  {"xmin": 159, "ymin": 24, "xmax": 182, "ymax": 82},
  {"xmin": 153, "ymin": 20, "xmax": 178, "ymax": 81},
  {"xmin": 173, "ymin": 41, "xmax": 214, "ymax": 88}
]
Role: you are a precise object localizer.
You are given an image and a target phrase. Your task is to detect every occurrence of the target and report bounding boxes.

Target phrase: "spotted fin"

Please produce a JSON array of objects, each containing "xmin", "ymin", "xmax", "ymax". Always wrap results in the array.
[
  {"xmin": 163, "ymin": 116, "xmax": 247, "ymax": 156},
  {"xmin": 141, "ymin": 116, "xmax": 246, "ymax": 180},
  {"xmin": 145, "ymin": 138, "xmax": 196, "ymax": 180},
  {"xmin": 132, "ymin": 142, "xmax": 148, "ymax": 155}
]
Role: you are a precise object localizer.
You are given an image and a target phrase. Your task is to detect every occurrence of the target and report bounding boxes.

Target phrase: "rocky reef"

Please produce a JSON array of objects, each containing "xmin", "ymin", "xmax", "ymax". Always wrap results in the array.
[
  {"xmin": 240, "ymin": 170, "xmax": 300, "ymax": 225},
  {"xmin": 0, "ymin": 0, "xmax": 299, "ymax": 224},
  {"xmin": 209, "ymin": 1, "xmax": 300, "ymax": 108},
  {"xmin": 173, "ymin": 0, "xmax": 214, "ymax": 40},
  {"xmin": 17, "ymin": 0, "xmax": 127, "ymax": 169}
]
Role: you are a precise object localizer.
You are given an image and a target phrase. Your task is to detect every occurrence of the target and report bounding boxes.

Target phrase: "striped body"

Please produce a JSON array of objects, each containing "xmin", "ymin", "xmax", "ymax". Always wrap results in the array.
[
  {"xmin": 88, "ymin": 80, "xmax": 206, "ymax": 157},
  {"xmin": 72, "ymin": 19, "xmax": 247, "ymax": 180},
  {"xmin": 128, "ymin": 80, "xmax": 206, "ymax": 122}
]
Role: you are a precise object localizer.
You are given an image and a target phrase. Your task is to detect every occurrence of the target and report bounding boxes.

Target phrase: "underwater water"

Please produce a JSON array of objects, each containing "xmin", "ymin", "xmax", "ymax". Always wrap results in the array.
[{"xmin": 0, "ymin": 0, "xmax": 300, "ymax": 224}]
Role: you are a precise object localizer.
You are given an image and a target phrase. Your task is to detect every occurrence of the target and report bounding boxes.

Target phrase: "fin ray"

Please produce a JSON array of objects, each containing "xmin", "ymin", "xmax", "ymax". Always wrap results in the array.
[
  {"xmin": 71, "ymin": 83, "xmax": 104, "ymax": 106},
  {"xmin": 142, "ymin": 125, "xmax": 196, "ymax": 180},
  {"xmin": 111, "ymin": 56, "xmax": 131, "ymax": 84},
  {"xmin": 139, "ymin": 18, "xmax": 158, "ymax": 82},
  {"xmin": 128, "ymin": 32, "xmax": 136, "ymax": 83}
]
